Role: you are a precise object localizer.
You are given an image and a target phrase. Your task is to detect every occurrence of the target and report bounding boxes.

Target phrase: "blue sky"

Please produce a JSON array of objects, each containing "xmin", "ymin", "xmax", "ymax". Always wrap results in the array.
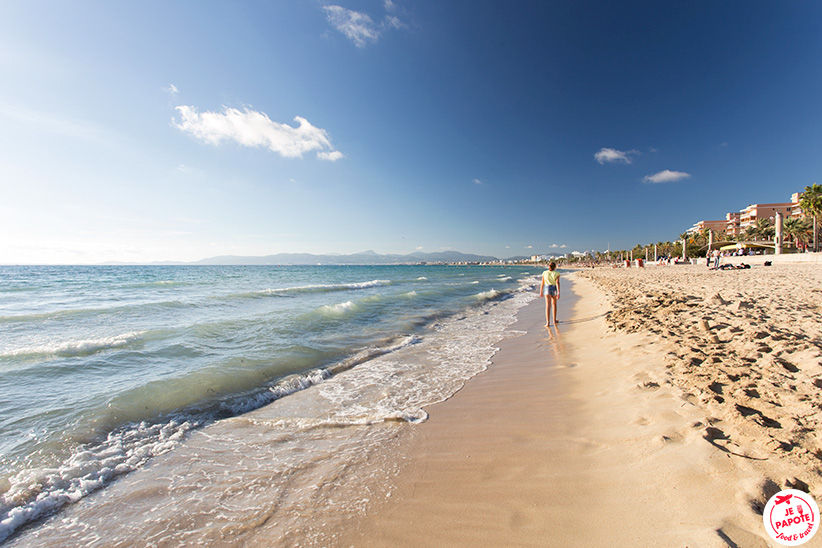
[{"xmin": 1, "ymin": 1, "xmax": 820, "ymax": 263}]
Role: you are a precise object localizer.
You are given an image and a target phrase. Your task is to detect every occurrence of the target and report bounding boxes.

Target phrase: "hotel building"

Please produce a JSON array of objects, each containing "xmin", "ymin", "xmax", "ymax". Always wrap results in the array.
[
  {"xmin": 689, "ymin": 192, "xmax": 803, "ymax": 238},
  {"xmin": 738, "ymin": 202, "xmax": 794, "ymax": 232}
]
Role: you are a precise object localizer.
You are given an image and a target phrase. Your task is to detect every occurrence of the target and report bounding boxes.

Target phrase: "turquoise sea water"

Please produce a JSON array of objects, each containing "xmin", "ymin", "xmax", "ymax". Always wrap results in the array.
[{"xmin": 0, "ymin": 264, "xmax": 540, "ymax": 542}]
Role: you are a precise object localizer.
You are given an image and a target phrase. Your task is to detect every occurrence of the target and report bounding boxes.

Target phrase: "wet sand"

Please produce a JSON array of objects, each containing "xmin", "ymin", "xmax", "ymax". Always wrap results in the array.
[{"xmin": 340, "ymin": 265, "xmax": 822, "ymax": 547}]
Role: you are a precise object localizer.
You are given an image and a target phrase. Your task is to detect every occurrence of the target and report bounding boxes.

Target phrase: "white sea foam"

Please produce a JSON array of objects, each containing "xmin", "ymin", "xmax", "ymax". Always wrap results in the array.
[
  {"xmin": 0, "ymin": 331, "xmax": 433, "ymax": 542},
  {"xmin": 218, "ymin": 369, "xmax": 332, "ymax": 417},
  {"xmin": 0, "ymin": 419, "xmax": 195, "ymax": 543},
  {"xmin": 475, "ymin": 289, "xmax": 501, "ymax": 301},
  {"xmin": 0, "ymin": 364, "xmax": 341, "ymax": 543},
  {"xmin": 321, "ymin": 301, "xmax": 358, "ymax": 315},
  {"xmin": 315, "ymin": 288, "xmax": 535, "ymax": 435},
  {"xmin": 3, "ymin": 332, "xmax": 146, "ymax": 359},
  {"xmin": 258, "ymin": 279, "xmax": 392, "ymax": 297}
]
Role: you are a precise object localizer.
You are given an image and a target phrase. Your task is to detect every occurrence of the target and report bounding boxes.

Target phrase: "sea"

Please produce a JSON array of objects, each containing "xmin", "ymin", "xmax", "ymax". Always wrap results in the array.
[{"xmin": 0, "ymin": 264, "xmax": 541, "ymax": 546}]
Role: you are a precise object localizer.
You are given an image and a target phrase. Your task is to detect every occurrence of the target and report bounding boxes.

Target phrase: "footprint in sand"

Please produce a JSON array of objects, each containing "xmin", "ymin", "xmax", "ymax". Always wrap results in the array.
[
  {"xmin": 765, "ymin": 438, "xmax": 794, "ymax": 452},
  {"xmin": 786, "ymin": 477, "xmax": 811, "ymax": 492},
  {"xmin": 704, "ymin": 427, "xmax": 769, "ymax": 461},
  {"xmin": 708, "ymin": 381, "xmax": 724, "ymax": 395},
  {"xmin": 750, "ymin": 478, "xmax": 782, "ymax": 514},
  {"xmin": 773, "ymin": 357, "xmax": 799, "ymax": 373},
  {"xmin": 657, "ymin": 432, "xmax": 685, "ymax": 445},
  {"xmin": 735, "ymin": 404, "xmax": 782, "ymax": 429},
  {"xmin": 709, "ymin": 293, "xmax": 728, "ymax": 306},
  {"xmin": 744, "ymin": 388, "xmax": 761, "ymax": 398},
  {"xmin": 717, "ymin": 522, "xmax": 770, "ymax": 548}
]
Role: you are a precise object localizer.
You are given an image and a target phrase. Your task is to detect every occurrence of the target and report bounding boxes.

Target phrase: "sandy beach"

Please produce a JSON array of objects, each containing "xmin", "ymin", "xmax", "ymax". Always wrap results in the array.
[{"xmin": 340, "ymin": 263, "xmax": 822, "ymax": 547}]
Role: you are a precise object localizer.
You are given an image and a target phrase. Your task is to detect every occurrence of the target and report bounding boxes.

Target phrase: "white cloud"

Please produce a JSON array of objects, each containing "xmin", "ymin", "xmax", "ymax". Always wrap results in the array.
[
  {"xmin": 594, "ymin": 147, "xmax": 639, "ymax": 165},
  {"xmin": 323, "ymin": 4, "xmax": 404, "ymax": 47},
  {"xmin": 384, "ymin": 15, "xmax": 403, "ymax": 29},
  {"xmin": 561, "ymin": 244, "xmax": 567, "ymax": 248},
  {"xmin": 164, "ymin": 83, "xmax": 179, "ymax": 95},
  {"xmin": 642, "ymin": 170, "xmax": 691, "ymax": 183},
  {"xmin": 550, "ymin": 243, "xmax": 558, "ymax": 248},
  {"xmin": 525, "ymin": 245, "xmax": 533, "ymax": 249},
  {"xmin": 318, "ymin": 150, "xmax": 345, "ymax": 161},
  {"xmin": 173, "ymin": 105, "xmax": 344, "ymax": 161},
  {"xmin": 323, "ymin": 6, "xmax": 380, "ymax": 47},
  {"xmin": 473, "ymin": 178, "xmax": 484, "ymax": 185}
]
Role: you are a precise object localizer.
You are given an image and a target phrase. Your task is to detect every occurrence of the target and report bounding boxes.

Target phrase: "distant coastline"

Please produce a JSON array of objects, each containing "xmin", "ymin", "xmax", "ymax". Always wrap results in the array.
[{"xmin": 95, "ymin": 250, "xmax": 537, "ymax": 267}]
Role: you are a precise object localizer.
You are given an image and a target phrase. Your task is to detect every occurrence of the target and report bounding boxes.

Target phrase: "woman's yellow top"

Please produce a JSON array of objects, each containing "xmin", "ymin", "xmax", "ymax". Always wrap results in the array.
[{"xmin": 543, "ymin": 270, "xmax": 560, "ymax": 285}]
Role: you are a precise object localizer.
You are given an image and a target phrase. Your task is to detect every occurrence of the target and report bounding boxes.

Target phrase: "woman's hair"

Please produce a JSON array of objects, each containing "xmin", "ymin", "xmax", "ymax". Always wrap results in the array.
[{"xmin": 549, "ymin": 262, "xmax": 556, "ymax": 270}]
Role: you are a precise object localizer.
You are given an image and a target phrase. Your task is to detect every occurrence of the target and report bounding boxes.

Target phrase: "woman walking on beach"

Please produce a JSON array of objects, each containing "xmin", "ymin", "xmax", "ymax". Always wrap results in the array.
[{"xmin": 540, "ymin": 262, "xmax": 560, "ymax": 327}]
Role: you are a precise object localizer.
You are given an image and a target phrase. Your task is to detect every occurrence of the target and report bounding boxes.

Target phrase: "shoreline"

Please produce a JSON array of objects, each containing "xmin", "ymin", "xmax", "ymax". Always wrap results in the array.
[
  {"xmin": 338, "ymin": 280, "xmax": 586, "ymax": 547},
  {"xmin": 340, "ymin": 266, "xmax": 822, "ymax": 547},
  {"xmin": 1, "ymin": 266, "xmax": 539, "ymax": 548}
]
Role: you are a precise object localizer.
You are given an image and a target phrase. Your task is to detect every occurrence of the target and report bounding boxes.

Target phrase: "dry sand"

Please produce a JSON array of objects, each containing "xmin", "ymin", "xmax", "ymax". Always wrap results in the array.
[{"xmin": 340, "ymin": 263, "xmax": 822, "ymax": 547}]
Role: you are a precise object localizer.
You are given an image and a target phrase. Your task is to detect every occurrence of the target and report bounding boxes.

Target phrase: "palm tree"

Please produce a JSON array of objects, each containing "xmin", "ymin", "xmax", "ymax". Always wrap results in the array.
[
  {"xmin": 744, "ymin": 218, "xmax": 774, "ymax": 242},
  {"xmin": 654, "ymin": 241, "xmax": 665, "ymax": 260},
  {"xmin": 783, "ymin": 216, "xmax": 812, "ymax": 250},
  {"xmin": 799, "ymin": 183, "xmax": 822, "ymax": 252},
  {"xmin": 757, "ymin": 218, "xmax": 775, "ymax": 240}
]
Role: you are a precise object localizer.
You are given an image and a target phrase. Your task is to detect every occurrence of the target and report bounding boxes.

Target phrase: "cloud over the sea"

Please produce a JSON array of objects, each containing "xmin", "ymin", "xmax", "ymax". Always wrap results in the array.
[
  {"xmin": 595, "ymin": 147, "xmax": 639, "ymax": 164},
  {"xmin": 642, "ymin": 170, "xmax": 691, "ymax": 183},
  {"xmin": 173, "ymin": 106, "xmax": 343, "ymax": 161}
]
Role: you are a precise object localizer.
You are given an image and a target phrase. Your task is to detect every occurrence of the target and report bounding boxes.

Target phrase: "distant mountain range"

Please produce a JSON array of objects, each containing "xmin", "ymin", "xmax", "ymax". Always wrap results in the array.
[{"xmin": 122, "ymin": 250, "xmax": 509, "ymax": 266}]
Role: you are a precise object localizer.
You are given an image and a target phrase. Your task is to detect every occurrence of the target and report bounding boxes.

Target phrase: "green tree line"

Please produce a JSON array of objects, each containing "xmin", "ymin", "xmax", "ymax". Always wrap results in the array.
[{"xmin": 559, "ymin": 183, "xmax": 822, "ymax": 263}]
